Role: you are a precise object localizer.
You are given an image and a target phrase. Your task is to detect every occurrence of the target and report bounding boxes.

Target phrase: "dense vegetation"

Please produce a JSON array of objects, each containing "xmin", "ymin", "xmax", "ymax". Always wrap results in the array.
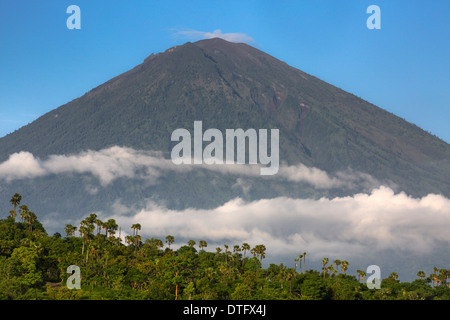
[{"xmin": 1, "ymin": 193, "xmax": 449, "ymax": 300}]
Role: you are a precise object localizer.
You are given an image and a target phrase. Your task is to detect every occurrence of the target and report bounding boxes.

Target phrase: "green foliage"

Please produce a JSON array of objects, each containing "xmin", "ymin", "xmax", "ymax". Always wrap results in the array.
[{"xmin": 1, "ymin": 194, "xmax": 450, "ymax": 300}]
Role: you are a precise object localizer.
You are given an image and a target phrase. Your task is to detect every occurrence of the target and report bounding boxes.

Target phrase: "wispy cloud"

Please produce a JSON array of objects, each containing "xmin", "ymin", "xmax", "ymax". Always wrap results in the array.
[
  {"xmin": 175, "ymin": 29, "xmax": 255, "ymax": 44},
  {"xmin": 0, "ymin": 146, "xmax": 381, "ymax": 190}
]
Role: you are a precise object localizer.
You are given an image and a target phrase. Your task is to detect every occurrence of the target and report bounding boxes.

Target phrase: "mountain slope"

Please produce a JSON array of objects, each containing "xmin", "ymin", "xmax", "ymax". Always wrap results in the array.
[{"xmin": 0, "ymin": 37, "xmax": 449, "ymax": 215}]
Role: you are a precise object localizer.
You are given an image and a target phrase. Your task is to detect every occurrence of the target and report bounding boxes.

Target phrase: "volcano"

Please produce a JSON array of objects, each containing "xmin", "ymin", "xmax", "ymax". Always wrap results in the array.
[{"xmin": 0, "ymin": 38, "xmax": 449, "ymax": 222}]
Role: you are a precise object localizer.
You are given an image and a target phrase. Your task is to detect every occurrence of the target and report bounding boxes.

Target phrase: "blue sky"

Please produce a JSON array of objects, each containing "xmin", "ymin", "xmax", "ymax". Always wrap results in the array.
[{"xmin": 1, "ymin": 0, "xmax": 449, "ymax": 142}]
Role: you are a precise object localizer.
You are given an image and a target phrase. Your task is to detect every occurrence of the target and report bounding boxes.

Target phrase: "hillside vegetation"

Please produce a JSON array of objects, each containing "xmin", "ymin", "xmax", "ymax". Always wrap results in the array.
[{"xmin": 1, "ymin": 194, "xmax": 449, "ymax": 300}]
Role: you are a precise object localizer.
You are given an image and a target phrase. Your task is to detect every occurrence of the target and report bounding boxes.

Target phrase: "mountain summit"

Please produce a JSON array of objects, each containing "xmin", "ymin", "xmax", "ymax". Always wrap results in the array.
[{"xmin": 0, "ymin": 38, "xmax": 449, "ymax": 218}]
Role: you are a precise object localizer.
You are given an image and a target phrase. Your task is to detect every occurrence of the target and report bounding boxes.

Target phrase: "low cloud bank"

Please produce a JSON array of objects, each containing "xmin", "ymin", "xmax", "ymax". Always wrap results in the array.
[{"xmin": 107, "ymin": 186, "xmax": 450, "ymax": 262}]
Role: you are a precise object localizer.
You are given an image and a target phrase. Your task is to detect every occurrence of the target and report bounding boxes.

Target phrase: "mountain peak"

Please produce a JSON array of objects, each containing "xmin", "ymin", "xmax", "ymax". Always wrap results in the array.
[{"xmin": 0, "ymin": 39, "xmax": 449, "ymax": 202}]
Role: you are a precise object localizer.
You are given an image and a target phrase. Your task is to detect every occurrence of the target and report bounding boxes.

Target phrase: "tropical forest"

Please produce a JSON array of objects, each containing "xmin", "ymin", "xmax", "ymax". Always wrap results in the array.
[{"xmin": 1, "ymin": 193, "xmax": 449, "ymax": 300}]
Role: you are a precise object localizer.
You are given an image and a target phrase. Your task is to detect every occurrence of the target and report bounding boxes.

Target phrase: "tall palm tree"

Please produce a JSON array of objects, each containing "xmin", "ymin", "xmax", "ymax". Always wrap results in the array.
[
  {"xmin": 94, "ymin": 218, "xmax": 103, "ymax": 235},
  {"xmin": 438, "ymin": 269, "xmax": 448, "ymax": 286},
  {"xmin": 131, "ymin": 223, "xmax": 141, "ymax": 237},
  {"xmin": 27, "ymin": 211, "xmax": 37, "ymax": 232},
  {"xmin": 298, "ymin": 255, "xmax": 303, "ymax": 273},
  {"xmin": 357, "ymin": 269, "xmax": 363, "ymax": 282},
  {"xmin": 9, "ymin": 193, "xmax": 22, "ymax": 220},
  {"xmin": 286, "ymin": 268, "xmax": 295, "ymax": 294},
  {"xmin": 433, "ymin": 267, "xmax": 439, "ymax": 286},
  {"xmin": 133, "ymin": 234, "xmax": 142, "ymax": 253},
  {"xmin": 9, "ymin": 210, "xmax": 16, "ymax": 221},
  {"xmin": 199, "ymin": 240, "xmax": 208, "ymax": 251},
  {"xmin": 255, "ymin": 244, "xmax": 266, "ymax": 263},
  {"xmin": 327, "ymin": 265, "xmax": 336, "ymax": 278},
  {"xmin": 241, "ymin": 243, "xmax": 250, "ymax": 258},
  {"xmin": 322, "ymin": 258, "xmax": 329, "ymax": 279},
  {"xmin": 341, "ymin": 260, "xmax": 349, "ymax": 274},
  {"xmin": 79, "ymin": 225, "xmax": 88, "ymax": 256},
  {"xmin": 19, "ymin": 204, "xmax": 29, "ymax": 223},
  {"xmin": 165, "ymin": 235, "xmax": 175, "ymax": 249},
  {"xmin": 360, "ymin": 270, "xmax": 366, "ymax": 283},
  {"xmin": 334, "ymin": 259, "xmax": 341, "ymax": 274},
  {"xmin": 105, "ymin": 219, "xmax": 118, "ymax": 237},
  {"xmin": 224, "ymin": 244, "xmax": 229, "ymax": 264},
  {"xmin": 303, "ymin": 252, "xmax": 307, "ymax": 272},
  {"xmin": 86, "ymin": 213, "xmax": 98, "ymax": 226},
  {"xmin": 79, "ymin": 218, "xmax": 95, "ymax": 262}
]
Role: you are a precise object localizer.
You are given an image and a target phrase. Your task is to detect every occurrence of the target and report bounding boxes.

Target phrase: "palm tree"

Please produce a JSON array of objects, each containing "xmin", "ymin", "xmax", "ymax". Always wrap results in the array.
[
  {"xmin": 334, "ymin": 259, "xmax": 341, "ymax": 274},
  {"xmin": 188, "ymin": 240, "xmax": 196, "ymax": 247},
  {"xmin": 94, "ymin": 218, "xmax": 103, "ymax": 235},
  {"xmin": 432, "ymin": 267, "xmax": 439, "ymax": 287},
  {"xmin": 294, "ymin": 258, "xmax": 298, "ymax": 273},
  {"xmin": 389, "ymin": 272, "xmax": 399, "ymax": 281},
  {"xmin": 79, "ymin": 218, "xmax": 95, "ymax": 262},
  {"xmin": 86, "ymin": 213, "xmax": 98, "ymax": 226},
  {"xmin": 286, "ymin": 268, "xmax": 296, "ymax": 294},
  {"xmin": 357, "ymin": 269, "xmax": 362, "ymax": 282},
  {"xmin": 131, "ymin": 223, "xmax": 141, "ymax": 236},
  {"xmin": 9, "ymin": 210, "xmax": 16, "ymax": 220},
  {"xmin": 322, "ymin": 258, "xmax": 329, "ymax": 279},
  {"xmin": 199, "ymin": 240, "xmax": 208, "ymax": 251},
  {"xmin": 241, "ymin": 243, "xmax": 250, "ymax": 258},
  {"xmin": 438, "ymin": 269, "xmax": 448, "ymax": 286},
  {"xmin": 224, "ymin": 244, "xmax": 229, "ymax": 264},
  {"xmin": 303, "ymin": 252, "xmax": 307, "ymax": 272},
  {"xmin": 165, "ymin": 235, "xmax": 175, "ymax": 249},
  {"xmin": 64, "ymin": 224, "xmax": 77, "ymax": 237},
  {"xmin": 27, "ymin": 211, "xmax": 37, "ymax": 232},
  {"xmin": 360, "ymin": 270, "xmax": 366, "ymax": 283},
  {"xmin": 341, "ymin": 260, "xmax": 349, "ymax": 274},
  {"xmin": 254, "ymin": 245, "xmax": 266, "ymax": 263},
  {"xmin": 133, "ymin": 234, "xmax": 142, "ymax": 252},
  {"xmin": 357, "ymin": 269, "xmax": 367, "ymax": 282},
  {"xmin": 19, "ymin": 204, "xmax": 29, "ymax": 223},
  {"xmin": 79, "ymin": 225, "xmax": 88, "ymax": 256},
  {"xmin": 105, "ymin": 219, "xmax": 118, "ymax": 237},
  {"xmin": 9, "ymin": 193, "xmax": 21, "ymax": 220},
  {"xmin": 298, "ymin": 255, "xmax": 303, "ymax": 273},
  {"xmin": 327, "ymin": 265, "xmax": 336, "ymax": 278},
  {"xmin": 417, "ymin": 270, "xmax": 426, "ymax": 280},
  {"xmin": 125, "ymin": 235, "xmax": 134, "ymax": 246}
]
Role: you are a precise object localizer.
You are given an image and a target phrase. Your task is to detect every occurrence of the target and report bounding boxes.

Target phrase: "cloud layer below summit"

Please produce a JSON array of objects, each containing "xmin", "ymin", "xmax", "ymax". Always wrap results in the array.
[
  {"xmin": 0, "ymin": 146, "xmax": 381, "ymax": 190},
  {"xmin": 105, "ymin": 186, "xmax": 450, "ymax": 262}
]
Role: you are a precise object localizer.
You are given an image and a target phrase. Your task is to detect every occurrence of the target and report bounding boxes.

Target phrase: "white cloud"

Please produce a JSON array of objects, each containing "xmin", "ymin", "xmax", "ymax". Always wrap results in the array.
[
  {"xmin": 176, "ymin": 29, "xmax": 255, "ymax": 44},
  {"xmin": 0, "ymin": 151, "xmax": 47, "ymax": 180},
  {"xmin": 109, "ymin": 186, "xmax": 450, "ymax": 262},
  {"xmin": 0, "ymin": 146, "xmax": 381, "ymax": 191},
  {"xmin": 0, "ymin": 147, "xmax": 173, "ymax": 186}
]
